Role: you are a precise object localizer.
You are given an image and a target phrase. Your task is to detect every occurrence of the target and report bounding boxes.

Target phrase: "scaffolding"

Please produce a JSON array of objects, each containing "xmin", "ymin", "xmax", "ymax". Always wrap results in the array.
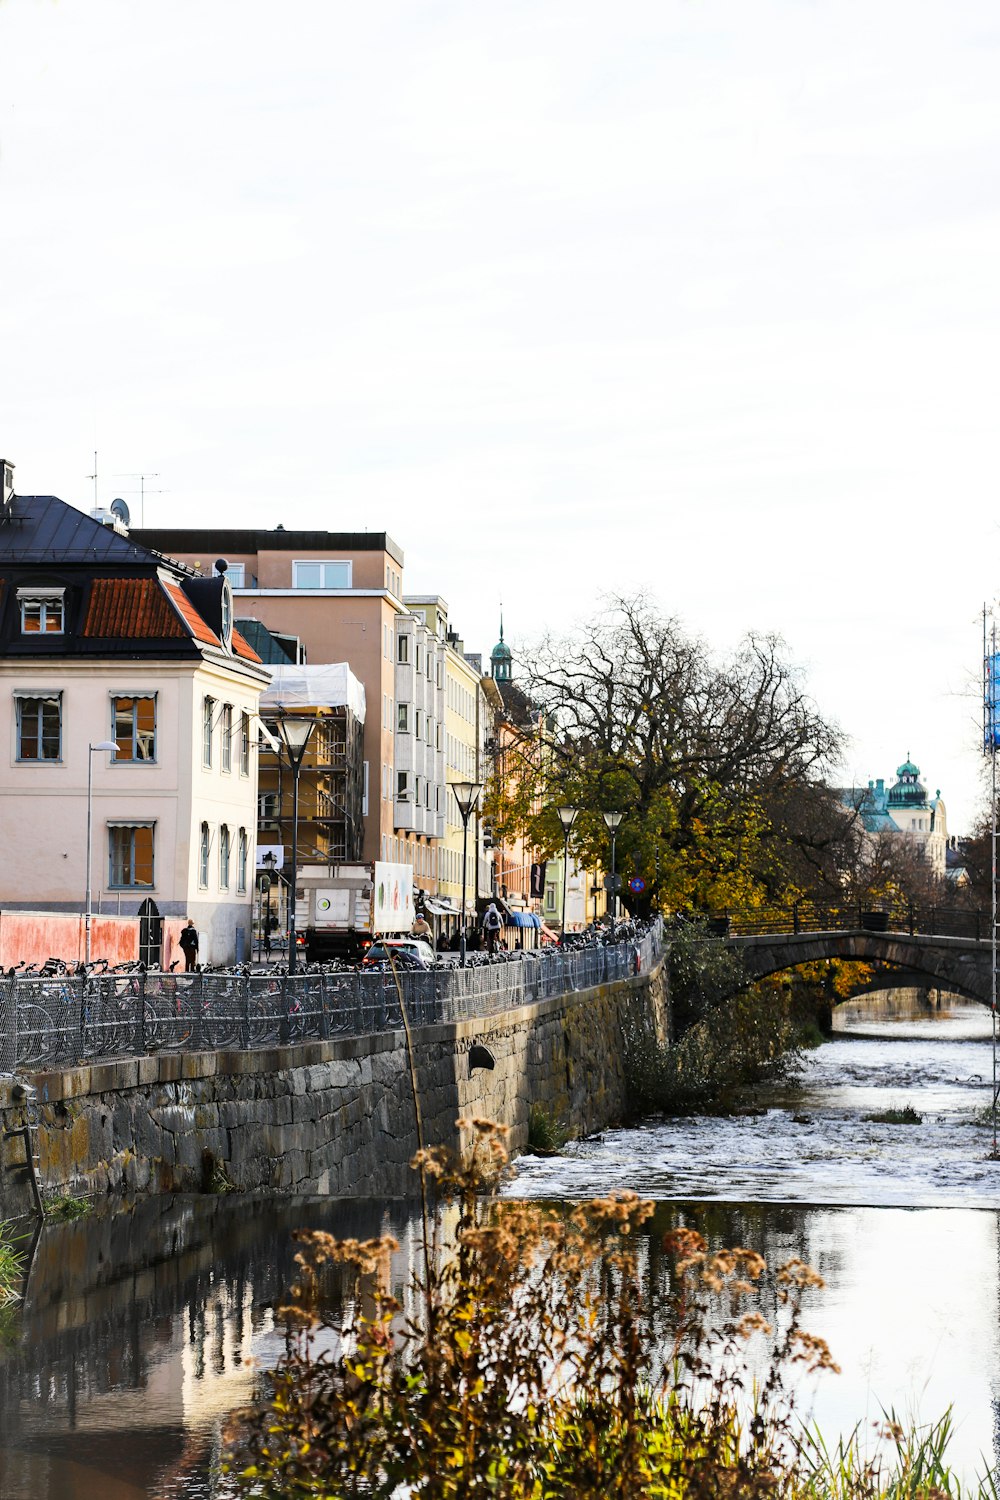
[
  {"xmin": 983, "ymin": 608, "xmax": 999, "ymax": 1157},
  {"xmin": 259, "ymin": 706, "xmax": 365, "ymax": 866}
]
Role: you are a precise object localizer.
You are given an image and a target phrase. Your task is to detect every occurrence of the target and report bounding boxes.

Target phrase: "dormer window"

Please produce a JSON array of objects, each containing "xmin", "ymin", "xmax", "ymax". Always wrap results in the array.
[{"xmin": 18, "ymin": 588, "xmax": 65, "ymax": 635}]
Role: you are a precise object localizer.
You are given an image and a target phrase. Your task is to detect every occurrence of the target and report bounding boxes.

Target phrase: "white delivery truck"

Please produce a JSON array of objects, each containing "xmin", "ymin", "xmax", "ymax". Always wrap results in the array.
[{"xmin": 297, "ymin": 861, "xmax": 415, "ymax": 961}]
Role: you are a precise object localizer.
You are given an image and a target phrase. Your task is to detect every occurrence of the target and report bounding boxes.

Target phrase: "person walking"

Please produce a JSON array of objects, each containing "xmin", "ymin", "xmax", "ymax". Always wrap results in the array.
[
  {"xmin": 482, "ymin": 902, "xmax": 502, "ymax": 956},
  {"xmin": 179, "ymin": 919, "xmax": 199, "ymax": 972}
]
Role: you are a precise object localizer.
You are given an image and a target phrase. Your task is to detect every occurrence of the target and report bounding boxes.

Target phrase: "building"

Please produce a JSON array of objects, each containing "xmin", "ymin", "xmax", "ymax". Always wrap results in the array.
[
  {"xmin": 393, "ymin": 601, "xmax": 446, "ymax": 895},
  {"xmin": 133, "ymin": 525, "xmax": 408, "ymax": 870},
  {"xmin": 0, "ymin": 468, "xmax": 270, "ymax": 963},
  {"xmin": 843, "ymin": 755, "xmax": 948, "ymax": 880}
]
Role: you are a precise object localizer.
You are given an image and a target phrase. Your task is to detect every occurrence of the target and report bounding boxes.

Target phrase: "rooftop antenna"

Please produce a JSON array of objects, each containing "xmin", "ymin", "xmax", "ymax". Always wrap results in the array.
[
  {"xmin": 86, "ymin": 450, "xmax": 98, "ymax": 509},
  {"xmin": 113, "ymin": 472, "xmax": 163, "ymax": 527},
  {"xmin": 984, "ymin": 603, "xmax": 999, "ymax": 1159}
]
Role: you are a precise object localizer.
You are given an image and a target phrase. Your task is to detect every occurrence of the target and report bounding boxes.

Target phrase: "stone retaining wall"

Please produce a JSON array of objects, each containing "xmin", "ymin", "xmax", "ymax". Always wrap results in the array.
[{"xmin": 0, "ymin": 962, "xmax": 668, "ymax": 1214}]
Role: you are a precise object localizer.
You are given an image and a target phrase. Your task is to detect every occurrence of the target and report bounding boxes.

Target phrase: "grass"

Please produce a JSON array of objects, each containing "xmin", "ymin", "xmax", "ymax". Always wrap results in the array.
[
  {"xmin": 527, "ymin": 1102, "xmax": 569, "ymax": 1154},
  {"xmin": 864, "ymin": 1105, "xmax": 922, "ymax": 1125},
  {"xmin": 0, "ymin": 1221, "xmax": 25, "ymax": 1305},
  {"xmin": 43, "ymin": 1193, "xmax": 92, "ymax": 1221}
]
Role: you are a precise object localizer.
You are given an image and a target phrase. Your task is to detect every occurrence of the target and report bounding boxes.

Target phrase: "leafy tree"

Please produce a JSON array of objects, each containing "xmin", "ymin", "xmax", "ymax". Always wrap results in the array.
[{"xmin": 492, "ymin": 597, "xmax": 844, "ymax": 917}]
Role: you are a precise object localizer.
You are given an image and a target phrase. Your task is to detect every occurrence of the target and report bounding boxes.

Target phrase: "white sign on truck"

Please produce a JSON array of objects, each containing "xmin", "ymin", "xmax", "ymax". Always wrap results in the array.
[{"xmin": 300, "ymin": 861, "xmax": 414, "ymax": 959}]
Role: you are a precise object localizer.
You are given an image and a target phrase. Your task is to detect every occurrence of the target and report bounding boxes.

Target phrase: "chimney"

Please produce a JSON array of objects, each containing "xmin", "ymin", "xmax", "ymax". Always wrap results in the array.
[{"xmin": 1, "ymin": 460, "xmax": 13, "ymax": 520}]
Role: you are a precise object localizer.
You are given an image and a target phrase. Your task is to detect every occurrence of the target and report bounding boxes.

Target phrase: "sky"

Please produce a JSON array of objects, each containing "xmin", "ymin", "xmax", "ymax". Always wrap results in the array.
[{"xmin": 2, "ymin": 0, "xmax": 999, "ymax": 832}]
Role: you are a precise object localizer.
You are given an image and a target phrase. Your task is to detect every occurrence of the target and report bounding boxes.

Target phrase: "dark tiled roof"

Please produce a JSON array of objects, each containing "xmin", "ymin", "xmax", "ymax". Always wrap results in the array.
[
  {"xmin": 235, "ymin": 618, "xmax": 298, "ymax": 664},
  {"xmin": 0, "ymin": 496, "xmax": 162, "ymax": 566},
  {"xmin": 82, "ymin": 579, "xmax": 187, "ymax": 640},
  {"xmin": 134, "ymin": 526, "xmax": 405, "ymax": 566}
]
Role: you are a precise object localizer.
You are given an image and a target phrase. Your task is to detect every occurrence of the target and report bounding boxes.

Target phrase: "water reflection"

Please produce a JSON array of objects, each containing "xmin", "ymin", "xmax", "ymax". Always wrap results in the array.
[
  {"xmin": 0, "ymin": 1195, "xmax": 420, "ymax": 1500},
  {"xmin": 1, "ymin": 997, "xmax": 998, "ymax": 1495}
]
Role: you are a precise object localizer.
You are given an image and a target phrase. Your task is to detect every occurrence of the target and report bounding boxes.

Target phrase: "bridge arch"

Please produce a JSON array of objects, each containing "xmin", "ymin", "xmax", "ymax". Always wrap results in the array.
[{"xmin": 724, "ymin": 929, "xmax": 993, "ymax": 1007}]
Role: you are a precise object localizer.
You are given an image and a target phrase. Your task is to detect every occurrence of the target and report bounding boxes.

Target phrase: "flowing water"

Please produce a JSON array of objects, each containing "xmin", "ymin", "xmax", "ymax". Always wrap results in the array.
[{"xmin": 0, "ymin": 993, "xmax": 997, "ymax": 1497}]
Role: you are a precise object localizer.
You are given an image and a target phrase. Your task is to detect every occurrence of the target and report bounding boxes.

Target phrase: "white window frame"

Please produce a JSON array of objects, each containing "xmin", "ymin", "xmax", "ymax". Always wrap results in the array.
[
  {"xmin": 17, "ymin": 587, "xmax": 65, "ymax": 636},
  {"xmin": 237, "ymin": 827, "xmax": 248, "ymax": 893},
  {"xmin": 221, "ymin": 703, "xmax": 233, "ymax": 773},
  {"xmin": 203, "ymin": 696, "xmax": 215, "ymax": 768},
  {"xmin": 292, "ymin": 559, "xmax": 352, "ymax": 590},
  {"xmin": 220, "ymin": 824, "xmax": 231, "ymax": 888}
]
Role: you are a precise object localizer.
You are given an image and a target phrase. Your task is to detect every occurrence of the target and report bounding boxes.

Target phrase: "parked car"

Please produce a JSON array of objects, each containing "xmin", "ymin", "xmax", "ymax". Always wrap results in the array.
[{"xmin": 362, "ymin": 939, "xmax": 437, "ymax": 969}]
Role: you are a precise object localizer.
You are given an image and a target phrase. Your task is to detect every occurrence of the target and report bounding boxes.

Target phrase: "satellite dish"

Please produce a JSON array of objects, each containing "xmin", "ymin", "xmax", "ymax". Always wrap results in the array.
[{"xmin": 110, "ymin": 497, "xmax": 130, "ymax": 526}]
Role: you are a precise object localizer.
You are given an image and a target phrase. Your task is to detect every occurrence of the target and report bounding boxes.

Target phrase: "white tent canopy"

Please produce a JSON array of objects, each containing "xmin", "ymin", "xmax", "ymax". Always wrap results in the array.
[{"xmin": 260, "ymin": 663, "xmax": 366, "ymax": 723}]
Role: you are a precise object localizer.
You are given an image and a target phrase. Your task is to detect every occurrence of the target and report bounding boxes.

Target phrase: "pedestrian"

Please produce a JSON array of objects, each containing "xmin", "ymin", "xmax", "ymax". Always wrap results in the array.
[
  {"xmin": 179, "ymin": 919, "xmax": 199, "ymax": 972},
  {"xmin": 482, "ymin": 902, "xmax": 502, "ymax": 955},
  {"xmin": 263, "ymin": 927, "xmax": 272, "ymax": 959}
]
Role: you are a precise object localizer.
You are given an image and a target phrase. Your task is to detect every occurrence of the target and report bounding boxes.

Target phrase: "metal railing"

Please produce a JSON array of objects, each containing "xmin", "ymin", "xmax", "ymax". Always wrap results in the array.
[
  {"xmin": 0, "ymin": 921, "xmax": 663, "ymax": 1075},
  {"xmin": 704, "ymin": 903, "xmax": 990, "ymax": 941}
]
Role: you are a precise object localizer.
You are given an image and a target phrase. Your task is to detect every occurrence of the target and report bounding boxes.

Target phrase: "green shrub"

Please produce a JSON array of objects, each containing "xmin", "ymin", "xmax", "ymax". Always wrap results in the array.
[
  {"xmin": 527, "ymin": 1102, "xmax": 569, "ymax": 1154},
  {"xmin": 864, "ymin": 1105, "xmax": 922, "ymax": 1126},
  {"xmin": 43, "ymin": 1194, "xmax": 92, "ymax": 1221}
]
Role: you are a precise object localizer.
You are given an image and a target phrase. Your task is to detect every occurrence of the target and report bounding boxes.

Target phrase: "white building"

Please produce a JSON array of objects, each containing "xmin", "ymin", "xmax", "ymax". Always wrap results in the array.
[{"xmin": 0, "ymin": 473, "xmax": 271, "ymax": 963}]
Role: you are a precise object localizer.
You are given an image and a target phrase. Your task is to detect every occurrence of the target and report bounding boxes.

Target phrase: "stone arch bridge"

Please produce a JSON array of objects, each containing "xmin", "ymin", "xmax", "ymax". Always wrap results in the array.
[{"xmin": 719, "ymin": 913, "xmax": 996, "ymax": 1008}]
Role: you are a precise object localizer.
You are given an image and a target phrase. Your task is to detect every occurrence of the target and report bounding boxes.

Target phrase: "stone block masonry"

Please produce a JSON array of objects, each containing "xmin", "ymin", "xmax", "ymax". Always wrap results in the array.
[{"xmin": 0, "ymin": 963, "xmax": 668, "ymax": 1214}]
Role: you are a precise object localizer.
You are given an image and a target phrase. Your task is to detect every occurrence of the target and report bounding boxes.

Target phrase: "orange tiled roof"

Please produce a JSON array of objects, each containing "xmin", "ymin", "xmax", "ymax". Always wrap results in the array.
[
  {"xmin": 161, "ymin": 580, "xmax": 221, "ymax": 648},
  {"xmin": 82, "ymin": 579, "xmax": 187, "ymax": 639},
  {"xmin": 231, "ymin": 626, "xmax": 261, "ymax": 664}
]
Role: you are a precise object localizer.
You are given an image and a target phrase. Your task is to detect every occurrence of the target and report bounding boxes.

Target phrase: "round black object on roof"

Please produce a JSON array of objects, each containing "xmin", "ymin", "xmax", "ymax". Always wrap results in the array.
[{"xmin": 215, "ymin": 557, "xmax": 228, "ymax": 575}]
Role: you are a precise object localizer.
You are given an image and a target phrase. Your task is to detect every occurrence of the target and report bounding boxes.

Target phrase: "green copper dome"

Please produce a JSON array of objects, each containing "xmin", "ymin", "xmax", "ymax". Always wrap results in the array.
[
  {"xmin": 888, "ymin": 754, "xmax": 927, "ymax": 809},
  {"xmin": 491, "ymin": 613, "xmax": 512, "ymax": 681}
]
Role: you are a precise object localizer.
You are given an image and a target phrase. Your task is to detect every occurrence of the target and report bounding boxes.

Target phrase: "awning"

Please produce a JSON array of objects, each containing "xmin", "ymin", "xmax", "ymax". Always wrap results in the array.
[
  {"xmin": 424, "ymin": 898, "xmax": 459, "ymax": 916},
  {"xmin": 504, "ymin": 911, "xmax": 541, "ymax": 929}
]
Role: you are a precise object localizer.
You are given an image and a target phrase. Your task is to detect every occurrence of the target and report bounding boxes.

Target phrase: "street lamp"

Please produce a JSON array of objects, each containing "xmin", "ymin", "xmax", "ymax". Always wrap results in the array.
[
  {"xmin": 602, "ymin": 810, "xmax": 624, "ymax": 928},
  {"xmin": 274, "ymin": 716, "xmax": 316, "ymax": 974},
  {"xmin": 452, "ymin": 779, "xmax": 482, "ymax": 967},
  {"xmin": 86, "ymin": 740, "xmax": 119, "ymax": 964},
  {"xmin": 555, "ymin": 806, "xmax": 578, "ymax": 942}
]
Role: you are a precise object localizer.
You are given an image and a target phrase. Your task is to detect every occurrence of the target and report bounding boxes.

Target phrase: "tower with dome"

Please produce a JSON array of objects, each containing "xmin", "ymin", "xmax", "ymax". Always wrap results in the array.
[{"xmin": 843, "ymin": 754, "xmax": 948, "ymax": 878}]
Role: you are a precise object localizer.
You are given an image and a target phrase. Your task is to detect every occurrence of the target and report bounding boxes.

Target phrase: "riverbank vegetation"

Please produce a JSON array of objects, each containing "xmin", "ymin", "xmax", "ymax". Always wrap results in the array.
[{"xmin": 225, "ymin": 1124, "xmax": 991, "ymax": 1499}]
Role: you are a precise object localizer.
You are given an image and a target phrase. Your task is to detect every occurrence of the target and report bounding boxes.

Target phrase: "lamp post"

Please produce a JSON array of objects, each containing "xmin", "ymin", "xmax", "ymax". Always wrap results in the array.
[
  {"xmin": 86, "ymin": 740, "xmax": 119, "ymax": 964},
  {"xmin": 275, "ymin": 716, "xmax": 316, "ymax": 974},
  {"xmin": 555, "ymin": 806, "xmax": 578, "ymax": 942},
  {"xmin": 452, "ymin": 779, "xmax": 482, "ymax": 967},
  {"xmin": 602, "ymin": 810, "xmax": 624, "ymax": 928}
]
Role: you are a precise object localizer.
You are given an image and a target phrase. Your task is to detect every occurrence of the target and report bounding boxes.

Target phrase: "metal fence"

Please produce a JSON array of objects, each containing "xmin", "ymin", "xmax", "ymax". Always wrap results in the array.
[
  {"xmin": 0, "ymin": 921, "xmax": 664, "ymax": 1075},
  {"xmin": 709, "ymin": 903, "xmax": 991, "ymax": 941}
]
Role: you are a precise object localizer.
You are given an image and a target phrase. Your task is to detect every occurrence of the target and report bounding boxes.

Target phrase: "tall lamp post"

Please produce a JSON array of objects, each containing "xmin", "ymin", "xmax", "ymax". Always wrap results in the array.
[
  {"xmin": 275, "ymin": 716, "xmax": 315, "ymax": 975},
  {"xmin": 602, "ymin": 810, "xmax": 624, "ymax": 928},
  {"xmin": 452, "ymin": 779, "xmax": 482, "ymax": 968},
  {"xmin": 86, "ymin": 740, "xmax": 119, "ymax": 964},
  {"xmin": 257, "ymin": 850, "xmax": 278, "ymax": 960},
  {"xmin": 555, "ymin": 805, "xmax": 578, "ymax": 942}
]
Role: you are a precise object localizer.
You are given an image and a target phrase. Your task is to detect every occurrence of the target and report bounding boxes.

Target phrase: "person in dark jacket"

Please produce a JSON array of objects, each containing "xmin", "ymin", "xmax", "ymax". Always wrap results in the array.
[{"xmin": 179, "ymin": 920, "xmax": 199, "ymax": 972}]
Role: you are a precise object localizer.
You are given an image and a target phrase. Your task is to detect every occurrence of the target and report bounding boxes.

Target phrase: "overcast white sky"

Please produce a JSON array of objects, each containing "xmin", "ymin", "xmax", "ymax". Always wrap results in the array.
[{"xmin": 2, "ymin": 1, "xmax": 998, "ymax": 831}]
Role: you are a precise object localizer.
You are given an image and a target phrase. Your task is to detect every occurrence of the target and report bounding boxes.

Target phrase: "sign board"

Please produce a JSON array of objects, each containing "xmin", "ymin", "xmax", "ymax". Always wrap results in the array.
[
  {"xmin": 629, "ymin": 877, "xmax": 646, "ymax": 894},
  {"xmin": 373, "ymin": 861, "xmax": 415, "ymax": 933},
  {"xmin": 603, "ymin": 873, "xmax": 622, "ymax": 892}
]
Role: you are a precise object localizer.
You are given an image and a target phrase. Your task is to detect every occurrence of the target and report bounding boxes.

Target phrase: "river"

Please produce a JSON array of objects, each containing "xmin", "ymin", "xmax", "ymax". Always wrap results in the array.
[{"xmin": 0, "ymin": 994, "xmax": 997, "ymax": 1497}]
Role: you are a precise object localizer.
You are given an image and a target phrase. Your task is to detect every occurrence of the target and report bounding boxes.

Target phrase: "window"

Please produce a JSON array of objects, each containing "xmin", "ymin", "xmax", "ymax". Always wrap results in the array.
[
  {"xmin": 18, "ymin": 589, "xmax": 64, "ymax": 635},
  {"xmin": 113, "ymin": 695, "xmax": 156, "ymax": 761},
  {"xmin": 225, "ymin": 564, "xmax": 245, "ymax": 587},
  {"xmin": 220, "ymin": 824, "xmax": 231, "ymax": 888},
  {"xmin": 413, "ymin": 710, "xmax": 422, "ymax": 739},
  {"xmin": 397, "ymin": 703, "xmax": 409, "ymax": 732},
  {"xmin": 109, "ymin": 824, "xmax": 154, "ymax": 888},
  {"xmin": 203, "ymin": 697, "xmax": 214, "ymax": 767},
  {"xmin": 397, "ymin": 771, "xmax": 409, "ymax": 798},
  {"xmin": 16, "ymin": 693, "xmax": 61, "ymax": 761},
  {"xmin": 199, "ymin": 822, "xmax": 210, "ymax": 886},
  {"xmin": 221, "ymin": 703, "xmax": 233, "ymax": 772},
  {"xmin": 415, "ymin": 643, "xmax": 422, "ymax": 673},
  {"xmin": 240, "ymin": 711, "xmax": 251, "ymax": 775},
  {"xmin": 237, "ymin": 828, "xmax": 248, "ymax": 892},
  {"xmin": 398, "ymin": 635, "xmax": 409, "ymax": 663},
  {"xmin": 292, "ymin": 560, "xmax": 352, "ymax": 589}
]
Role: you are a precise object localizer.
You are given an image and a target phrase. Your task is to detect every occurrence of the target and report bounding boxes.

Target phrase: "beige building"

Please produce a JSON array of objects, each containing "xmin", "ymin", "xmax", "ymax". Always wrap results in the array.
[{"xmin": 134, "ymin": 526, "xmax": 416, "ymax": 871}]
